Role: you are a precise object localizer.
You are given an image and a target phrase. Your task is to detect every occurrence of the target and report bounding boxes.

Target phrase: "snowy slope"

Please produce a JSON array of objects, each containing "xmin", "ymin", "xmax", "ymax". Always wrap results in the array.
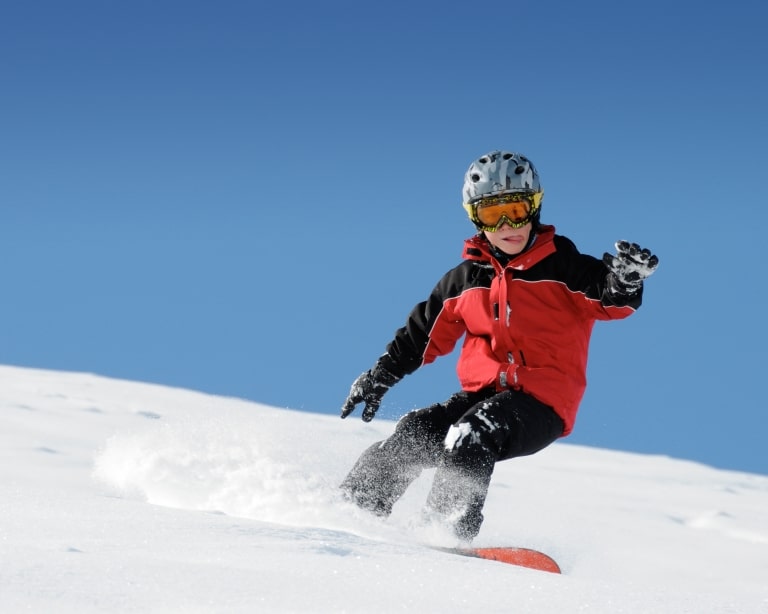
[{"xmin": 1, "ymin": 364, "xmax": 766, "ymax": 613}]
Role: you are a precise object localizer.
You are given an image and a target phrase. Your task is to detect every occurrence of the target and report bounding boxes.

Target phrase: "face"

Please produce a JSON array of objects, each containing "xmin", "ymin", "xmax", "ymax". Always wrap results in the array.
[{"xmin": 483, "ymin": 221, "xmax": 533, "ymax": 256}]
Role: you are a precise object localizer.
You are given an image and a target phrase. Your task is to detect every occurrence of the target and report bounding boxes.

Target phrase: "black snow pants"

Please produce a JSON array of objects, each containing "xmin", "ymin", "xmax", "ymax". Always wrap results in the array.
[{"xmin": 340, "ymin": 388, "xmax": 564, "ymax": 541}]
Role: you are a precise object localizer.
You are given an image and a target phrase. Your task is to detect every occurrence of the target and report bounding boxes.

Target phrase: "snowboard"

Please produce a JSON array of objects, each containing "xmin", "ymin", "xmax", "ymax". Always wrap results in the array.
[{"xmin": 437, "ymin": 546, "xmax": 561, "ymax": 574}]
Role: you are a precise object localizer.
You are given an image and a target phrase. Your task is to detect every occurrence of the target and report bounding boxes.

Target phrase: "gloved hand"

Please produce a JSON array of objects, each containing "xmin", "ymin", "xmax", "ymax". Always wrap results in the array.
[
  {"xmin": 603, "ymin": 241, "xmax": 659, "ymax": 294},
  {"xmin": 340, "ymin": 364, "xmax": 400, "ymax": 422}
]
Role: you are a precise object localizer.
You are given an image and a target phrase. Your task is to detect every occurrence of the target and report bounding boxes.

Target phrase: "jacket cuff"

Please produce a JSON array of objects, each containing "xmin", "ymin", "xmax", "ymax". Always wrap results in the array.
[
  {"xmin": 372, "ymin": 357, "xmax": 402, "ymax": 386},
  {"xmin": 603, "ymin": 273, "xmax": 642, "ymax": 306},
  {"xmin": 497, "ymin": 363, "xmax": 519, "ymax": 391}
]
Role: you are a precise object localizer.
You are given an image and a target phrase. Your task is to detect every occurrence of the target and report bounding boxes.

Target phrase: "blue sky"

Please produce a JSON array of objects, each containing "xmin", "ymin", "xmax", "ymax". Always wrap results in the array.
[{"xmin": 2, "ymin": 0, "xmax": 767, "ymax": 475}]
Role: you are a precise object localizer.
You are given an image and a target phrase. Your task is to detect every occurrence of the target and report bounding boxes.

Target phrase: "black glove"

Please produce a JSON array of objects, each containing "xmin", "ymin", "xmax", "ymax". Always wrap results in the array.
[
  {"xmin": 340, "ymin": 364, "xmax": 400, "ymax": 422},
  {"xmin": 603, "ymin": 240, "xmax": 659, "ymax": 295}
]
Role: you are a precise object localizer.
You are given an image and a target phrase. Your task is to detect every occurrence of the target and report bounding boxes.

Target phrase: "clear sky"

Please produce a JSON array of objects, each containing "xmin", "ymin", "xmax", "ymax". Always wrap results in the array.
[{"xmin": 2, "ymin": 0, "xmax": 767, "ymax": 475}]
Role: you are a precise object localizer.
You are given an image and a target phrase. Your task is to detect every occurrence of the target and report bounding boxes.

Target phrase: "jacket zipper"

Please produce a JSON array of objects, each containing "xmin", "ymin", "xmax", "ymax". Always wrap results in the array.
[{"xmin": 498, "ymin": 268, "xmax": 527, "ymax": 367}]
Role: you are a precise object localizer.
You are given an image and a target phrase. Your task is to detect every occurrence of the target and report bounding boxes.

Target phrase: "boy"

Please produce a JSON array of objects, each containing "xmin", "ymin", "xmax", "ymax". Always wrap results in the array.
[{"xmin": 340, "ymin": 150, "xmax": 658, "ymax": 541}]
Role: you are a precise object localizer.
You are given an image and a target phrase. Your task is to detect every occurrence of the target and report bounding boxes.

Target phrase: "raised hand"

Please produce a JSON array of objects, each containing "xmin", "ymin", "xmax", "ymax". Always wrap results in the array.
[{"xmin": 603, "ymin": 241, "xmax": 659, "ymax": 293}]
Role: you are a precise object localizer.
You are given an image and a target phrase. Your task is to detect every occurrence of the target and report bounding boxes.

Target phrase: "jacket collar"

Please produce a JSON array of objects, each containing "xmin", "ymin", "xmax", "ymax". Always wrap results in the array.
[{"xmin": 463, "ymin": 225, "xmax": 557, "ymax": 271}]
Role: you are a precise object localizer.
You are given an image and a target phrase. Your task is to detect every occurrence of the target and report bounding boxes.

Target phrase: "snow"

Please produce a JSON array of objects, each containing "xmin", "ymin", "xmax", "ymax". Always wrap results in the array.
[{"xmin": 1, "ymin": 364, "xmax": 767, "ymax": 613}]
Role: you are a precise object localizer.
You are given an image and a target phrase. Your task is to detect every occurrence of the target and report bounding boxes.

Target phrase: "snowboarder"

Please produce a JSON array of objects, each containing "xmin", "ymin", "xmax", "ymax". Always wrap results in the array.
[{"xmin": 339, "ymin": 150, "xmax": 658, "ymax": 541}]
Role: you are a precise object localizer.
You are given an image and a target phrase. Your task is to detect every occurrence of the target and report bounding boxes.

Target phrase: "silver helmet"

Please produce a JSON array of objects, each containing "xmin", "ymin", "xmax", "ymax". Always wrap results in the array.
[{"xmin": 462, "ymin": 150, "xmax": 542, "ymax": 204}]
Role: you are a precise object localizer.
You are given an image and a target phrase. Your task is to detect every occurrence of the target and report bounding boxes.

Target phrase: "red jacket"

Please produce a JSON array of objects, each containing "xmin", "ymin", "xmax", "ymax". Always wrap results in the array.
[{"xmin": 378, "ymin": 226, "xmax": 640, "ymax": 436}]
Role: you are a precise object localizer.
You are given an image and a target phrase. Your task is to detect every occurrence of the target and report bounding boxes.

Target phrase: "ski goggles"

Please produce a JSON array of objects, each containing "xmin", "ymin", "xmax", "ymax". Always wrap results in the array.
[{"xmin": 463, "ymin": 192, "xmax": 542, "ymax": 231}]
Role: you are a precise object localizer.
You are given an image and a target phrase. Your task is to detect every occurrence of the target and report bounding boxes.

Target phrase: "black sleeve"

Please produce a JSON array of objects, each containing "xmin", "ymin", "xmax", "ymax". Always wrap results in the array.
[
  {"xmin": 554, "ymin": 235, "xmax": 643, "ymax": 310},
  {"xmin": 378, "ymin": 261, "xmax": 477, "ymax": 379}
]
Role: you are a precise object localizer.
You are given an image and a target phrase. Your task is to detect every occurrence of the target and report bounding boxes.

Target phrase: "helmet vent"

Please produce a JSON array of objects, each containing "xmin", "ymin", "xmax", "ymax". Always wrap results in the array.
[
  {"xmin": 502, "ymin": 153, "xmax": 514, "ymax": 160},
  {"xmin": 514, "ymin": 165, "xmax": 526, "ymax": 175},
  {"xmin": 471, "ymin": 173, "xmax": 481, "ymax": 183}
]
